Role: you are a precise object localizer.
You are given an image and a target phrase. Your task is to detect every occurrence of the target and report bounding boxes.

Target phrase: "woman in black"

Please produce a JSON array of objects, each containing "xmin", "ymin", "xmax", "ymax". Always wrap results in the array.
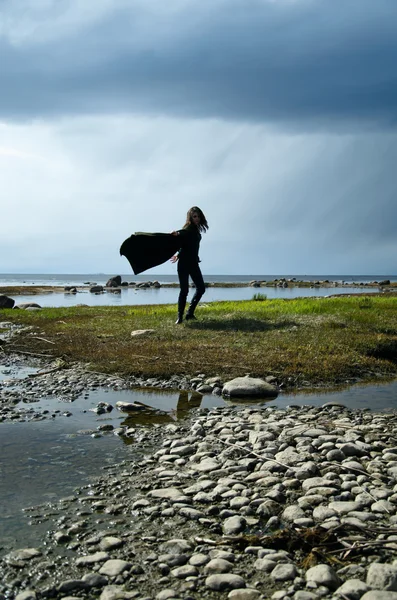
[{"xmin": 171, "ymin": 207, "xmax": 209, "ymax": 324}]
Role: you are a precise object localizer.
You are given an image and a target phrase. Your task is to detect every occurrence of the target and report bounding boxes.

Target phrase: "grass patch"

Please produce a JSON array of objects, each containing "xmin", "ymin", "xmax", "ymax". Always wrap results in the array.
[
  {"xmin": 2, "ymin": 296, "xmax": 397, "ymax": 388},
  {"xmin": 252, "ymin": 292, "xmax": 267, "ymax": 301}
]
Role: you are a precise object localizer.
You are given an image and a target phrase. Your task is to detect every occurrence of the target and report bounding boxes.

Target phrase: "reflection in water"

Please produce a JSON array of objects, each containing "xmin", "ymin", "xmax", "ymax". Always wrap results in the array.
[{"xmin": 120, "ymin": 391, "xmax": 204, "ymax": 431}]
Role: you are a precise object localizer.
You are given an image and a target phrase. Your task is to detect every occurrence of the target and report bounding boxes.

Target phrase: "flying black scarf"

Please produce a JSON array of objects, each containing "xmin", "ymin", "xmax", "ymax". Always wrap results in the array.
[{"xmin": 120, "ymin": 232, "xmax": 181, "ymax": 275}]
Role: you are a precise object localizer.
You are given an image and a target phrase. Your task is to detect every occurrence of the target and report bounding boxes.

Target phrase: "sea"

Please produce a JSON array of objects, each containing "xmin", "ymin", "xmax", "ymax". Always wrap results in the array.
[{"xmin": 0, "ymin": 273, "xmax": 395, "ymax": 307}]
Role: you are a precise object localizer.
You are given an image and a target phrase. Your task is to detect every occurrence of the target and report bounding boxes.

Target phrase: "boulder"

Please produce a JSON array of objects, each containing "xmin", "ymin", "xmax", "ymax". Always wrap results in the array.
[
  {"xmin": 15, "ymin": 303, "xmax": 42, "ymax": 309},
  {"xmin": 222, "ymin": 376, "xmax": 278, "ymax": 399},
  {"xmin": 0, "ymin": 295, "xmax": 15, "ymax": 309},
  {"xmin": 90, "ymin": 285, "xmax": 104, "ymax": 293},
  {"xmin": 115, "ymin": 401, "xmax": 146, "ymax": 412},
  {"xmin": 379, "ymin": 280, "xmax": 391, "ymax": 286},
  {"xmin": 106, "ymin": 275, "xmax": 122, "ymax": 287}
]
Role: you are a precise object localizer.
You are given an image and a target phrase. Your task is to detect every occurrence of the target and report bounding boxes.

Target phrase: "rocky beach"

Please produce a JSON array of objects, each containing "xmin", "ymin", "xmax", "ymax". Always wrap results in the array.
[{"xmin": 2, "ymin": 349, "xmax": 397, "ymax": 600}]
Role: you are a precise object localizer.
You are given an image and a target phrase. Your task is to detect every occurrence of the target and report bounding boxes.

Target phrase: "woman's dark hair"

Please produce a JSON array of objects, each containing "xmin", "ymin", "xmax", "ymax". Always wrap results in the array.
[{"xmin": 184, "ymin": 206, "xmax": 209, "ymax": 233}]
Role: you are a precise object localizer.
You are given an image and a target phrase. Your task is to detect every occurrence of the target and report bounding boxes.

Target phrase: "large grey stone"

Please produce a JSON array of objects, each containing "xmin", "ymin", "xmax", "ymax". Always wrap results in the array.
[
  {"xmin": 305, "ymin": 564, "xmax": 341, "ymax": 589},
  {"xmin": 282, "ymin": 505, "xmax": 306, "ymax": 522},
  {"xmin": 222, "ymin": 376, "xmax": 278, "ymax": 398},
  {"xmin": 367, "ymin": 564, "xmax": 397, "ymax": 591},
  {"xmin": 206, "ymin": 574, "xmax": 246, "ymax": 591},
  {"xmin": 223, "ymin": 516, "xmax": 246, "ymax": 534},
  {"xmin": 148, "ymin": 488, "xmax": 183, "ymax": 500},
  {"xmin": 171, "ymin": 564, "xmax": 198, "ymax": 578},
  {"xmin": 204, "ymin": 559, "xmax": 234, "ymax": 574},
  {"xmin": 99, "ymin": 560, "xmax": 131, "ymax": 577},
  {"xmin": 271, "ymin": 563, "xmax": 298, "ymax": 581},
  {"xmin": 336, "ymin": 579, "xmax": 369, "ymax": 600}
]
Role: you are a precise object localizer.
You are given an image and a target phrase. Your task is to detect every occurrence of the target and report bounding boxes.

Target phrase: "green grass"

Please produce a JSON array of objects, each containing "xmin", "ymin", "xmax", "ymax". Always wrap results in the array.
[{"xmin": 2, "ymin": 296, "xmax": 397, "ymax": 389}]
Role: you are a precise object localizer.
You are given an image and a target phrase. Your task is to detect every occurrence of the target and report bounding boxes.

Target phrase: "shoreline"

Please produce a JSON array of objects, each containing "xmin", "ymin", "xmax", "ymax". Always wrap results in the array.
[
  {"xmin": 2, "ymin": 279, "xmax": 397, "ymax": 297},
  {"xmin": 2, "ymin": 358, "xmax": 397, "ymax": 599}
]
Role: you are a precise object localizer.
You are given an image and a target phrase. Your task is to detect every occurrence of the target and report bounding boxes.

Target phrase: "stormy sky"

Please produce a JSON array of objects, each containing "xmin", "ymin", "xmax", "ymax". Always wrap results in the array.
[{"xmin": 1, "ymin": 0, "xmax": 397, "ymax": 275}]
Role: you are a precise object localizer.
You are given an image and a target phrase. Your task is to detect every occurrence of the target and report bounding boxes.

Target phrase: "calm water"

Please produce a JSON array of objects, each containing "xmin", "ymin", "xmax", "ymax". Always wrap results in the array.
[
  {"xmin": 1, "ymin": 360, "xmax": 397, "ymax": 553},
  {"xmin": 7, "ymin": 284, "xmax": 382, "ymax": 308}
]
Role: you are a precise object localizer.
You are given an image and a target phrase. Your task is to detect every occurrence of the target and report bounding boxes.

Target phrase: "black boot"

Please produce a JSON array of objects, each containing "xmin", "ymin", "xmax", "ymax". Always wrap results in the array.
[
  {"xmin": 185, "ymin": 297, "xmax": 199, "ymax": 321},
  {"xmin": 185, "ymin": 312, "xmax": 197, "ymax": 321},
  {"xmin": 176, "ymin": 297, "xmax": 186, "ymax": 324}
]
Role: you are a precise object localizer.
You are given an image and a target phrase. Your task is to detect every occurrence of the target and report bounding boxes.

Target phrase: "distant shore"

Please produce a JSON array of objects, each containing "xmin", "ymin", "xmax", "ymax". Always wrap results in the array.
[{"xmin": 1, "ymin": 278, "xmax": 396, "ymax": 297}]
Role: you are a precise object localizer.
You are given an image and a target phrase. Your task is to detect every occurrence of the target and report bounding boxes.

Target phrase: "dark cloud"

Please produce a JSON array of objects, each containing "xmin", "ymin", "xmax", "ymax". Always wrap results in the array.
[{"xmin": 1, "ymin": 0, "xmax": 397, "ymax": 127}]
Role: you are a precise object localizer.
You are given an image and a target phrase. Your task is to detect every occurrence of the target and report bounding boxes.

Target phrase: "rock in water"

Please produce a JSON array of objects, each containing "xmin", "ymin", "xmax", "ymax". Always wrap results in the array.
[{"xmin": 222, "ymin": 376, "xmax": 278, "ymax": 398}]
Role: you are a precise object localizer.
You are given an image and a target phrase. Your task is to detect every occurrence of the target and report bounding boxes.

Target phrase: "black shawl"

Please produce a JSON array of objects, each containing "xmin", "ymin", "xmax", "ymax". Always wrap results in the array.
[{"xmin": 120, "ymin": 232, "xmax": 181, "ymax": 275}]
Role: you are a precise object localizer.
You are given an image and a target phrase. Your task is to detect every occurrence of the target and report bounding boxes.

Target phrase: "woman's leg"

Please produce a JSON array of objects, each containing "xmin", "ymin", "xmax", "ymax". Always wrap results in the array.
[
  {"xmin": 176, "ymin": 260, "xmax": 190, "ymax": 323},
  {"xmin": 186, "ymin": 263, "xmax": 205, "ymax": 319}
]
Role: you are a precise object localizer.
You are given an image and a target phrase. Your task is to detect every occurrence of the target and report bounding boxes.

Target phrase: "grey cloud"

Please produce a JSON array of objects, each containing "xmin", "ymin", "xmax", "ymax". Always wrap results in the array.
[{"xmin": 1, "ymin": 0, "xmax": 397, "ymax": 127}]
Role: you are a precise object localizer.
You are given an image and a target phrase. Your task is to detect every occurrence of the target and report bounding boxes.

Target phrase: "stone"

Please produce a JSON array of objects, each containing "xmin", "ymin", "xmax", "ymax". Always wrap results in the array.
[
  {"xmin": 130, "ymin": 329, "xmax": 155, "ymax": 337},
  {"xmin": 204, "ymin": 559, "xmax": 234, "ymax": 573},
  {"xmin": 90, "ymin": 285, "xmax": 104, "ymax": 293},
  {"xmin": 305, "ymin": 564, "xmax": 341, "ymax": 589},
  {"xmin": 148, "ymin": 488, "xmax": 183, "ymax": 500},
  {"xmin": 76, "ymin": 552, "xmax": 109, "ymax": 566},
  {"xmin": 0, "ymin": 295, "xmax": 15, "ymax": 309},
  {"xmin": 282, "ymin": 505, "xmax": 306, "ymax": 522},
  {"xmin": 99, "ymin": 560, "xmax": 131, "ymax": 577},
  {"xmin": 15, "ymin": 593, "xmax": 36, "ymax": 600},
  {"xmin": 171, "ymin": 564, "xmax": 198, "ymax": 578},
  {"xmin": 313, "ymin": 506, "xmax": 337, "ymax": 521},
  {"xmin": 195, "ymin": 458, "xmax": 221, "ymax": 472},
  {"xmin": 116, "ymin": 401, "xmax": 145, "ymax": 412},
  {"xmin": 156, "ymin": 591, "xmax": 179, "ymax": 600},
  {"xmin": 223, "ymin": 516, "xmax": 246, "ymax": 534},
  {"xmin": 222, "ymin": 376, "xmax": 278, "ymax": 398},
  {"xmin": 271, "ymin": 563, "xmax": 298, "ymax": 581},
  {"xmin": 254, "ymin": 558, "xmax": 277, "ymax": 572},
  {"xmin": 99, "ymin": 585, "xmax": 132, "ymax": 600},
  {"xmin": 160, "ymin": 539, "xmax": 193, "ymax": 554},
  {"xmin": 5, "ymin": 548, "xmax": 42, "ymax": 562},
  {"xmin": 106, "ymin": 276, "xmax": 122, "ymax": 287},
  {"xmin": 336, "ymin": 579, "xmax": 369, "ymax": 600},
  {"xmin": 371, "ymin": 501, "xmax": 395, "ymax": 514},
  {"xmin": 328, "ymin": 501, "xmax": 362, "ymax": 514},
  {"xmin": 367, "ymin": 564, "xmax": 397, "ymax": 591},
  {"xmin": 294, "ymin": 593, "xmax": 319, "ymax": 600},
  {"xmin": 179, "ymin": 507, "xmax": 205, "ymax": 520},
  {"xmin": 99, "ymin": 537, "xmax": 124, "ymax": 551},
  {"xmin": 206, "ymin": 574, "xmax": 246, "ymax": 591},
  {"xmin": 189, "ymin": 553, "xmax": 210, "ymax": 566},
  {"xmin": 228, "ymin": 590, "xmax": 261, "ymax": 599},
  {"xmin": 82, "ymin": 574, "xmax": 108, "ymax": 588},
  {"xmin": 361, "ymin": 594, "xmax": 397, "ymax": 600},
  {"xmin": 57, "ymin": 580, "xmax": 89, "ymax": 594}
]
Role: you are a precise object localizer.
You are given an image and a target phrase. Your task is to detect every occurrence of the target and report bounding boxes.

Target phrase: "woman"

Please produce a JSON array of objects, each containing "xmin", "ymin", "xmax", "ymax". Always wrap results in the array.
[{"xmin": 171, "ymin": 207, "xmax": 209, "ymax": 324}]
